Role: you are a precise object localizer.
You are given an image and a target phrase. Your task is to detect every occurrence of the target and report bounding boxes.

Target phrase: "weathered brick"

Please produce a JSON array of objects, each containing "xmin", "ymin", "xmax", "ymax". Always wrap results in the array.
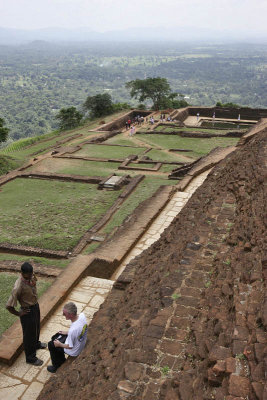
[
  {"xmin": 124, "ymin": 362, "xmax": 144, "ymax": 382},
  {"xmin": 209, "ymin": 345, "xmax": 232, "ymax": 361},
  {"xmin": 117, "ymin": 380, "xmax": 136, "ymax": 394},
  {"xmin": 176, "ymin": 296, "xmax": 199, "ymax": 308},
  {"xmin": 145, "ymin": 324, "xmax": 165, "ymax": 339},
  {"xmin": 165, "ymin": 328, "xmax": 188, "ymax": 341},
  {"xmin": 225, "ymin": 357, "xmax": 236, "ymax": 374},
  {"xmin": 232, "ymin": 340, "xmax": 247, "ymax": 355},
  {"xmin": 229, "ymin": 375, "xmax": 251, "ymax": 398},
  {"xmin": 160, "ymin": 339, "xmax": 183, "ymax": 356},
  {"xmin": 170, "ymin": 317, "xmax": 190, "ymax": 329},
  {"xmin": 252, "ymin": 382, "xmax": 264, "ymax": 399},
  {"xmin": 233, "ymin": 326, "xmax": 249, "ymax": 341}
]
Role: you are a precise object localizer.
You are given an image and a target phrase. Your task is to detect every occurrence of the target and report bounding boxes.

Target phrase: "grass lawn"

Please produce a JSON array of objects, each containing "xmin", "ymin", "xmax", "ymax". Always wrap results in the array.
[
  {"xmin": 28, "ymin": 158, "xmax": 122, "ymax": 177},
  {"xmin": 137, "ymin": 134, "xmax": 239, "ymax": 158},
  {"xmin": 0, "ymin": 254, "xmax": 70, "ymax": 269},
  {"xmin": 75, "ymin": 144, "xmax": 146, "ymax": 159},
  {"xmin": 104, "ymin": 135, "xmax": 142, "ymax": 146},
  {"xmin": 1, "ymin": 131, "xmax": 78, "ymax": 161},
  {"xmin": 100, "ymin": 176, "xmax": 176, "ymax": 236},
  {"xmin": 0, "ymin": 178, "xmax": 122, "ymax": 251},
  {"xmin": 146, "ymin": 149, "xmax": 186, "ymax": 163},
  {"xmin": 128, "ymin": 162, "xmax": 156, "ymax": 168},
  {"xmin": 0, "ymin": 272, "xmax": 51, "ymax": 337},
  {"xmin": 160, "ymin": 164, "xmax": 178, "ymax": 173}
]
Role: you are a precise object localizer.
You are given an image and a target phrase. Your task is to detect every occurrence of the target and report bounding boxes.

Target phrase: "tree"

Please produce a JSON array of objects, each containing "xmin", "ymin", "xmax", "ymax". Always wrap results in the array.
[
  {"xmin": 83, "ymin": 93, "xmax": 113, "ymax": 118},
  {"xmin": 0, "ymin": 118, "xmax": 9, "ymax": 143},
  {"xmin": 216, "ymin": 102, "xmax": 240, "ymax": 108},
  {"xmin": 125, "ymin": 77, "xmax": 178, "ymax": 110},
  {"xmin": 55, "ymin": 107, "xmax": 83, "ymax": 130}
]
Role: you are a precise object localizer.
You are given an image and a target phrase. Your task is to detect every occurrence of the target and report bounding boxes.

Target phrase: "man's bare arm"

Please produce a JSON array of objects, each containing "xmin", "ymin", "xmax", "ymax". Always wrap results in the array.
[{"xmin": 6, "ymin": 305, "xmax": 30, "ymax": 317}]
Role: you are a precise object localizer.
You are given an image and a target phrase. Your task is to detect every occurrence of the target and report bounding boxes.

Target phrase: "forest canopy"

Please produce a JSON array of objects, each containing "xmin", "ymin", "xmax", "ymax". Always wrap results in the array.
[{"xmin": 0, "ymin": 42, "xmax": 266, "ymax": 141}]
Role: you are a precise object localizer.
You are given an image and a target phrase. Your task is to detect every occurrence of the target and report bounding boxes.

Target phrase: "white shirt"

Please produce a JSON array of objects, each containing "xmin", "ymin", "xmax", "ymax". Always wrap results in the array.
[{"xmin": 65, "ymin": 312, "xmax": 88, "ymax": 357}]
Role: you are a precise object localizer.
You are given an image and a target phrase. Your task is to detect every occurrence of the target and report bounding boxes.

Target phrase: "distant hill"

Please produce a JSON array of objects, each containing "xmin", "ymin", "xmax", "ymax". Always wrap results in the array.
[{"xmin": 1, "ymin": 26, "xmax": 266, "ymax": 45}]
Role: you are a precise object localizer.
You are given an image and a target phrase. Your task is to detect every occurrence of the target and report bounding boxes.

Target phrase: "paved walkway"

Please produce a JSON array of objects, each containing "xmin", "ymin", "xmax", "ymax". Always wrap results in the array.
[
  {"xmin": 112, "ymin": 169, "xmax": 211, "ymax": 280},
  {"xmin": 184, "ymin": 115, "xmax": 257, "ymax": 127},
  {"xmin": 0, "ymin": 169, "xmax": 211, "ymax": 400}
]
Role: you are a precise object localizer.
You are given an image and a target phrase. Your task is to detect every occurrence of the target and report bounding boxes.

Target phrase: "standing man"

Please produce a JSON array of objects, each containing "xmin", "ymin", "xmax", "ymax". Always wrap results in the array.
[
  {"xmin": 47, "ymin": 302, "xmax": 87, "ymax": 373},
  {"xmin": 6, "ymin": 262, "xmax": 46, "ymax": 366}
]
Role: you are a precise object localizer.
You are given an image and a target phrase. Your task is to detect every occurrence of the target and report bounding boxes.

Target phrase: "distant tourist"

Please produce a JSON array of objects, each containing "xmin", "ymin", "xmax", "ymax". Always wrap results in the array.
[
  {"xmin": 213, "ymin": 112, "xmax": 216, "ymax": 119},
  {"xmin": 150, "ymin": 116, "xmax": 154, "ymax": 125},
  {"xmin": 47, "ymin": 302, "xmax": 87, "ymax": 373},
  {"xmin": 196, "ymin": 112, "xmax": 200, "ymax": 121},
  {"xmin": 237, "ymin": 114, "xmax": 241, "ymax": 121},
  {"xmin": 129, "ymin": 125, "xmax": 135, "ymax": 136},
  {"xmin": 6, "ymin": 262, "xmax": 47, "ymax": 366}
]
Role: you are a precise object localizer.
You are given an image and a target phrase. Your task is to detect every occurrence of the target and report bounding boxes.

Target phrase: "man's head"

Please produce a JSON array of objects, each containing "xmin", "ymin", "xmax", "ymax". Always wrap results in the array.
[
  {"xmin": 63, "ymin": 302, "xmax": 77, "ymax": 320},
  {"xmin": 21, "ymin": 262, "xmax": 33, "ymax": 281}
]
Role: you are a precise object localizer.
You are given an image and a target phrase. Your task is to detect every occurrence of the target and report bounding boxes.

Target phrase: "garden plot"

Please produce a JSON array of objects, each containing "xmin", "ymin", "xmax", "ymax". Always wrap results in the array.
[
  {"xmin": 137, "ymin": 134, "xmax": 239, "ymax": 159},
  {"xmin": 0, "ymin": 178, "xmax": 122, "ymax": 251},
  {"xmin": 28, "ymin": 157, "xmax": 121, "ymax": 177},
  {"xmin": 74, "ymin": 143, "xmax": 146, "ymax": 159}
]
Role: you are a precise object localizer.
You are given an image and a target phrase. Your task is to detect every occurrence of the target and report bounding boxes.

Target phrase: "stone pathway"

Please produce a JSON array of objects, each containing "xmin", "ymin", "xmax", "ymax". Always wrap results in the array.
[
  {"xmin": 112, "ymin": 169, "xmax": 211, "ymax": 280},
  {"xmin": 0, "ymin": 169, "xmax": 211, "ymax": 400}
]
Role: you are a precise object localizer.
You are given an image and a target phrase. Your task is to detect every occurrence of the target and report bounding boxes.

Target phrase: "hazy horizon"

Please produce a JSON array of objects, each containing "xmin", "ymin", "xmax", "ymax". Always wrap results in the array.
[{"xmin": 1, "ymin": 0, "xmax": 266, "ymax": 39}]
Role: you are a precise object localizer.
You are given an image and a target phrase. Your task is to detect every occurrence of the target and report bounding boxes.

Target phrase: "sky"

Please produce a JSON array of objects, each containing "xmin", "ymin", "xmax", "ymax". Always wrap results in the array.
[{"xmin": 0, "ymin": 0, "xmax": 267, "ymax": 36}]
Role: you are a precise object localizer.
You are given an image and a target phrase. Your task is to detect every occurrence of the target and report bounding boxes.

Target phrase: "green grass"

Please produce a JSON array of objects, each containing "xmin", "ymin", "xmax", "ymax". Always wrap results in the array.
[
  {"xmin": 104, "ymin": 135, "xmax": 141, "ymax": 146},
  {"xmin": 0, "ymin": 272, "xmax": 52, "ymax": 337},
  {"xmin": 0, "ymin": 155, "xmax": 21, "ymax": 176},
  {"xmin": 137, "ymin": 134, "xmax": 239, "ymax": 158},
  {"xmin": 28, "ymin": 158, "xmax": 121, "ymax": 177},
  {"xmin": 100, "ymin": 176, "xmax": 176, "ymax": 235},
  {"xmin": 0, "ymin": 254, "xmax": 70, "ymax": 269},
  {"xmin": 160, "ymin": 164, "xmax": 177, "ymax": 173},
  {"xmin": 75, "ymin": 144, "xmax": 146, "ymax": 159},
  {"xmin": 146, "ymin": 149, "xmax": 185, "ymax": 163},
  {"xmin": 0, "ymin": 178, "xmax": 122, "ymax": 251},
  {"xmin": 0, "ymin": 131, "xmax": 78, "ymax": 161},
  {"xmin": 128, "ymin": 162, "xmax": 155, "ymax": 168},
  {"xmin": 83, "ymin": 241, "xmax": 101, "ymax": 254}
]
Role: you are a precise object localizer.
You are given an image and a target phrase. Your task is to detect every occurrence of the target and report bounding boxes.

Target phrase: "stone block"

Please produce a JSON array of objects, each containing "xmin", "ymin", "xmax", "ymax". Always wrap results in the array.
[
  {"xmin": 209, "ymin": 345, "xmax": 232, "ymax": 362},
  {"xmin": 117, "ymin": 380, "xmax": 136, "ymax": 394},
  {"xmin": 21, "ymin": 381, "xmax": 44, "ymax": 400},
  {"xmin": 232, "ymin": 340, "xmax": 247, "ymax": 355},
  {"xmin": 228, "ymin": 375, "xmax": 251, "ymax": 398},
  {"xmin": 145, "ymin": 324, "xmax": 165, "ymax": 339},
  {"xmin": 225, "ymin": 357, "xmax": 236, "ymax": 374},
  {"xmin": 160, "ymin": 339, "xmax": 183, "ymax": 356},
  {"xmin": 252, "ymin": 382, "xmax": 264, "ymax": 399},
  {"xmin": 124, "ymin": 362, "xmax": 144, "ymax": 382}
]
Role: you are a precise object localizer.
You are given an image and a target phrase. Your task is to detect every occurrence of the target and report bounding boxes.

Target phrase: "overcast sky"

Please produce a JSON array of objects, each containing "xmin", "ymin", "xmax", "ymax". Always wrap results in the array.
[{"xmin": 1, "ymin": 0, "xmax": 266, "ymax": 35}]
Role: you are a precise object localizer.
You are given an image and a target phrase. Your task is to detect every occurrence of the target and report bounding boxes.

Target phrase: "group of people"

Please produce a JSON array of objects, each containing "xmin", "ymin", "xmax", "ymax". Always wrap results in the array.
[
  {"xmin": 159, "ymin": 114, "xmax": 172, "ymax": 122},
  {"xmin": 6, "ymin": 262, "xmax": 88, "ymax": 373},
  {"xmin": 125, "ymin": 115, "xmax": 144, "ymax": 130}
]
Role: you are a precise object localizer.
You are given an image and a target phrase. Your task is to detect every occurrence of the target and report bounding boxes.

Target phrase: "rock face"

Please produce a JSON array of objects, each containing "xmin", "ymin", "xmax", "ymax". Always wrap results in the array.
[{"xmin": 38, "ymin": 129, "xmax": 266, "ymax": 400}]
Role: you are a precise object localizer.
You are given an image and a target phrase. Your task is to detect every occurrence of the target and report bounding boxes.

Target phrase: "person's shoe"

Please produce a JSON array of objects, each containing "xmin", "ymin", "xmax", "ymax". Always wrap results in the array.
[
  {"xmin": 36, "ymin": 342, "xmax": 47, "ymax": 349},
  {"xmin": 27, "ymin": 358, "xmax": 43, "ymax": 366},
  {"xmin": 47, "ymin": 365, "xmax": 57, "ymax": 373}
]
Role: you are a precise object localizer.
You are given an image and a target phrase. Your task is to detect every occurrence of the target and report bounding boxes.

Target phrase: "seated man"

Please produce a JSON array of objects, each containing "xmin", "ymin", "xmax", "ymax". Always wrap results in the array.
[{"xmin": 47, "ymin": 302, "xmax": 87, "ymax": 373}]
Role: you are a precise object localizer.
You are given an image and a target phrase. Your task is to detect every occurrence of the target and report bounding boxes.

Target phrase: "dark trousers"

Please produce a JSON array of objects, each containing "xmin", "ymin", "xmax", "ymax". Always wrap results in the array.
[
  {"xmin": 48, "ymin": 340, "xmax": 66, "ymax": 369},
  {"xmin": 20, "ymin": 303, "xmax": 41, "ymax": 363}
]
